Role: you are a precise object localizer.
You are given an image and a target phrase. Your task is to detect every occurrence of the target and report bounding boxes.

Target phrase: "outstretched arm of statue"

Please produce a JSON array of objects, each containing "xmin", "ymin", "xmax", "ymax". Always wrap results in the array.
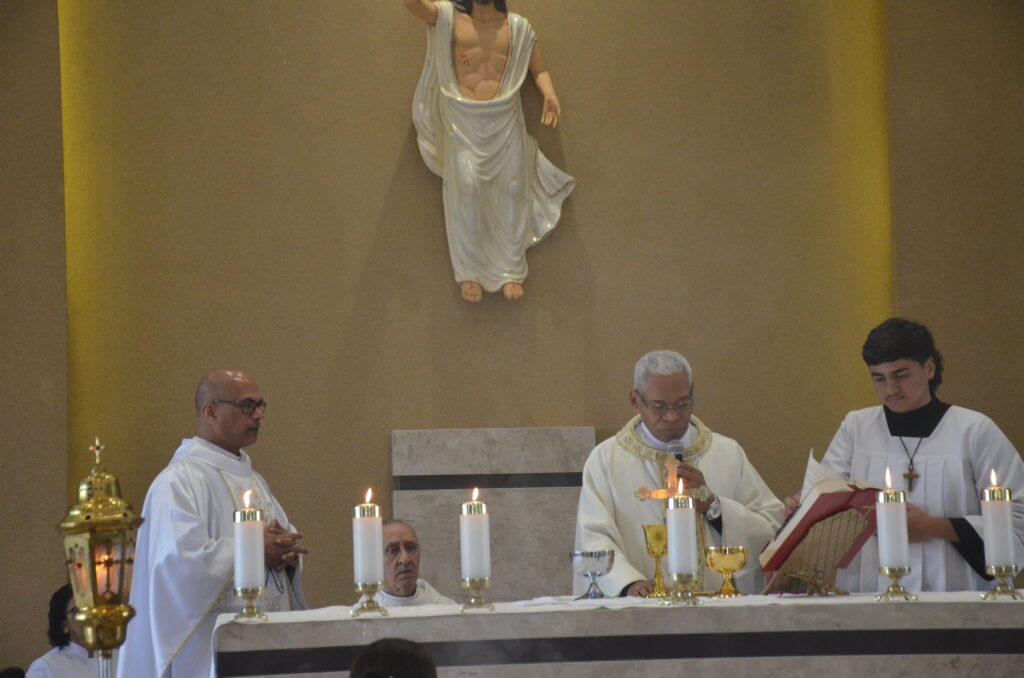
[
  {"xmin": 529, "ymin": 43, "xmax": 561, "ymax": 127},
  {"xmin": 403, "ymin": 0, "xmax": 438, "ymax": 25}
]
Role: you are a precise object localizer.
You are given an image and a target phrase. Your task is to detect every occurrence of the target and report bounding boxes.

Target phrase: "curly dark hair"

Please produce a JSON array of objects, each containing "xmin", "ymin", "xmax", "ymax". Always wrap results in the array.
[
  {"xmin": 861, "ymin": 317, "xmax": 944, "ymax": 392},
  {"xmin": 47, "ymin": 584, "xmax": 73, "ymax": 648},
  {"xmin": 350, "ymin": 638, "xmax": 437, "ymax": 678},
  {"xmin": 454, "ymin": 0, "xmax": 508, "ymax": 14}
]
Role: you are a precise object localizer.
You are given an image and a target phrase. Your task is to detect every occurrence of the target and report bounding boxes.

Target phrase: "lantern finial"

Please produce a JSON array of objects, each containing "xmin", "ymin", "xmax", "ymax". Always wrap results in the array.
[{"xmin": 89, "ymin": 437, "xmax": 104, "ymax": 469}]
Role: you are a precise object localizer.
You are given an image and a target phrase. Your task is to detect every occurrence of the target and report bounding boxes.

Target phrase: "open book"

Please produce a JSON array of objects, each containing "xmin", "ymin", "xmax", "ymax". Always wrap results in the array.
[{"xmin": 760, "ymin": 451, "xmax": 878, "ymax": 593}]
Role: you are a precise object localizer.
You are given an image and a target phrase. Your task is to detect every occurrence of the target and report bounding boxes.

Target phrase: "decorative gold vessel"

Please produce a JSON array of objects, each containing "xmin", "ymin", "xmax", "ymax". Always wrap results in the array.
[
  {"xmin": 704, "ymin": 546, "xmax": 747, "ymax": 597},
  {"xmin": 642, "ymin": 524, "xmax": 669, "ymax": 598}
]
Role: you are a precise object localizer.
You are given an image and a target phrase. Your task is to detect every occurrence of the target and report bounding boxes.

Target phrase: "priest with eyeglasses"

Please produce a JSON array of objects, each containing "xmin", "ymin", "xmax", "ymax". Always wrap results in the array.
[
  {"xmin": 574, "ymin": 350, "xmax": 784, "ymax": 597},
  {"xmin": 118, "ymin": 369, "xmax": 309, "ymax": 678}
]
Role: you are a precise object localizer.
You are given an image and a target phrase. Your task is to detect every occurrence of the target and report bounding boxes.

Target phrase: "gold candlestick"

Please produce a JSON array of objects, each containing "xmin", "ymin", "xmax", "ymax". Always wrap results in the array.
[
  {"xmin": 642, "ymin": 524, "xmax": 669, "ymax": 598},
  {"xmin": 351, "ymin": 581, "xmax": 388, "ymax": 618},
  {"xmin": 665, "ymin": 572, "xmax": 702, "ymax": 606},
  {"xmin": 233, "ymin": 586, "xmax": 268, "ymax": 622},
  {"xmin": 875, "ymin": 566, "xmax": 917, "ymax": 602},
  {"xmin": 980, "ymin": 565, "xmax": 1023, "ymax": 601},
  {"xmin": 460, "ymin": 577, "xmax": 494, "ymax": 613}
]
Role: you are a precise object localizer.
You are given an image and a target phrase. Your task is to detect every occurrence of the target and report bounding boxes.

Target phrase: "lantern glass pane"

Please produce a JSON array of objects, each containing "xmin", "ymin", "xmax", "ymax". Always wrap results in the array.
[
  {"xmin": 65, "ymin": 540, "xmax": 91, "ymax": 602},
  {"xmin": 123, "ymin": 533, "xmax": 137, "ymax": 601},
  {"xmin": 96, "ymin": 538, "xmax": 120, "ymax": 599}
]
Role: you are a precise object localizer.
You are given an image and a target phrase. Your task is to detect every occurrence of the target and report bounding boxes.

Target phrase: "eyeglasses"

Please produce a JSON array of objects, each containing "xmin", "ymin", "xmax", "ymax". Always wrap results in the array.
[
  {"xmin": 636, "ymin": 393, "xmax": 694, "ymax": 417},
  {"xmin": 208, "ymin": 399, "xmax": 267, "ymax": 416}
]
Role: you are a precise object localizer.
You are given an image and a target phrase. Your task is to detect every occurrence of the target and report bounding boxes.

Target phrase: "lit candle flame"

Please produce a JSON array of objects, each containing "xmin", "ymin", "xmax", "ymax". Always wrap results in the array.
[
  {"xmin": 884, "ymin": 467, "xmax": 892, "ymax": 490},
  {"xmin": 991, "ymin": 469, "xmax": 999, "ymax": 487},
  {"xmin": 472, "ymin": 487, "xmax": 480, "ymax": 502},
  {"xmin": 365, "ymin": 488, "xmax": 373, "ymax": 504},
  {"xmin": 242, "ymin": 489, "xmax": 254, "ymax": 509},
  {"xmin": 677, "ymin": 478, "xmax": 684, "ymax": 495}
]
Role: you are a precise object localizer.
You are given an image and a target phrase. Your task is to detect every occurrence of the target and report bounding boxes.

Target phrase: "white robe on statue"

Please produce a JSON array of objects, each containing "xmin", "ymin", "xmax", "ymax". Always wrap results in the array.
[
  {"xmin": 373, "ymin": 579, "xmax": 456, "ymax": 608},
  {"xmin": 117, "ymin": 437, "xmax": 307, "ymax": 678},
  {"xmin": 822, "ymin": 405, "xmax": 1024, "ymax": 592},
  {"xmin": 27, "ymin": 643, "xmax": 107, "ymax": 678},
  {"xmin": 412, "ymin": 1, "xmax": 575, "ymax": 291},
  {"xmin": 575, "ymin": 416, "xmax": 784, "ymax": 596}
]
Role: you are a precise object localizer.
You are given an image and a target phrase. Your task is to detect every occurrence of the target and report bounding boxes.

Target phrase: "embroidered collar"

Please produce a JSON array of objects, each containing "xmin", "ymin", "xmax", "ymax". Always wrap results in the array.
[{"xmin": 616, "ymin": 414, "xmax": 712, "ymax": 465}]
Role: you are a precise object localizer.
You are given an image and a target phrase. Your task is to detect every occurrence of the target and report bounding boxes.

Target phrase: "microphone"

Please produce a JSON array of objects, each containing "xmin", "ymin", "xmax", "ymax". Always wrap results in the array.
[{"xmin": 667, "ymin": 439, "xmax": 684, "ymax": 463}]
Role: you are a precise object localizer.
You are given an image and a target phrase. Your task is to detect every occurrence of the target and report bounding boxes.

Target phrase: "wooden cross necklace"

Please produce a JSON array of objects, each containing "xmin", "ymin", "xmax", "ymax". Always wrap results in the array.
[{"xmin": 898, "ymin": 436, "xmax": 924, "ymax": 492}]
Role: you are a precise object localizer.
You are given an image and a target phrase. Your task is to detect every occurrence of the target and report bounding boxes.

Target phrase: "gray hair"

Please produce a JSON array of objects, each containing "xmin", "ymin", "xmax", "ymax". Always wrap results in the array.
[{"xmin": 633, "ymin": 350, "xmax": 693, "ymax": 391}]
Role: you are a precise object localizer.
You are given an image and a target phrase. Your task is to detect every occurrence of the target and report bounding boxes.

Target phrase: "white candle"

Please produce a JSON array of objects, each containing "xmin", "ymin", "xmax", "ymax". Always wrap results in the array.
[
  {"xmin": 352, "ymin": 488, "xmax": 383, "ymax": 584},
  {"xmin": 876, "ymin": 468, "xmax": 910, "ymax": 569},
  {"xmin": 667, "ymin": 481, "xmax": 698, "ymax": 575},
  {"xmin": 460, "ymin": 488, "xmax": 491, "ymax": 580},
  {"xmin": 233, "ymin": 489, "xmax": 264, "ymax": 589},
  {"xmin": 982, "ymin": 469, "xmax": 1015, "ymax": 568}
]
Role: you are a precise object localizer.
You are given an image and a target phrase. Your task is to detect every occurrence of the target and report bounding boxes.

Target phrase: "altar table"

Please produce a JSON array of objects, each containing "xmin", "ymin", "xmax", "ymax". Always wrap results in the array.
[{"xmin": 215, "ymin": 592, "xmax": 1024, "ymax": 677}]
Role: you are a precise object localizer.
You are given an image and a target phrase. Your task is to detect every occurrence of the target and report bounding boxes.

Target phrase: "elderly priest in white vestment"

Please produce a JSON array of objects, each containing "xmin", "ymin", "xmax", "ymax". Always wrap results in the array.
[
  {"xmin": 118, "ymin": 370, "xmax": 309, "ymax": 678},
  {"xmin": 575, "ymin": 350, "xmax": 784, "ymax": 597},
  {"xmin": 362, "ymin": 520, "xmax": 455, "ymax": 608},
  {"xmin": 819, "ymin": 318, "xmax": 1024, "ymax": 592}
]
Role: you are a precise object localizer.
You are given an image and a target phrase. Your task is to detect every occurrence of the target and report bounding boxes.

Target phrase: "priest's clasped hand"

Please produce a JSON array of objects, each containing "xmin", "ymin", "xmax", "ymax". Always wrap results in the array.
[{"xmin": 265, "ymin": 519, "xmax": 309, "ymax": 571}]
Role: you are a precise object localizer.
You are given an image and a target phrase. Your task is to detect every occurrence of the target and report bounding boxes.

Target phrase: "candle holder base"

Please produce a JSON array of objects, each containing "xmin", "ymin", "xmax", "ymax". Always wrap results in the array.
[
  {"xmin": 875, "ymin": 566, "xmax": 917, "ymax": 602},
  {"xmin": 460, "ymin": 577, "xmax": 495, "ymax": 613},
  {"xmin": 351, "ymin": 582, "xmax": 389, "ymax": 618},
  {"xmin": 981, "ymin": 565, "xmax": 1022, "ymax": 601},
  {"xmin": 663, "ymin": 572, "xmax": 702, "ymax": 606},
  {"xmin": 233, "ymin": 587, "xmax": 268, "ymax": 622}
]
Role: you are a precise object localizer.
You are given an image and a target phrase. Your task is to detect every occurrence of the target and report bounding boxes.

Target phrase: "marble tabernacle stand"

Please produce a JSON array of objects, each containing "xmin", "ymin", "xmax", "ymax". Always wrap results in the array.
[
  {"xmin": 214, "ymin": 593, "xmax": 1024, "ymax": 677},
  {"xmin": 390, "ymin": 427, "xmax": 596, "ymax": 604}
]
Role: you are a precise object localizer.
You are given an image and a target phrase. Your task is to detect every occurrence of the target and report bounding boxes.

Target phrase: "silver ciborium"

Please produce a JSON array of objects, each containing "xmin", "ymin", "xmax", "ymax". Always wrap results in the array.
[{"xmin": 571, "ymin": 550, "xmax": 615, "ymax": 599}]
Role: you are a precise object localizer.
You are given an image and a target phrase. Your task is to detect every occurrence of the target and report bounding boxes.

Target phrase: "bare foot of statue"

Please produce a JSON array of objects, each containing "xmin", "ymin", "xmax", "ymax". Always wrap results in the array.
[
  {"xmin": 460, "ymin": 281, "xmax": 483, "ymax": 302},
  {"xmin": 502, "ymin": 283, "xmax": 524, "ymax": 300}
]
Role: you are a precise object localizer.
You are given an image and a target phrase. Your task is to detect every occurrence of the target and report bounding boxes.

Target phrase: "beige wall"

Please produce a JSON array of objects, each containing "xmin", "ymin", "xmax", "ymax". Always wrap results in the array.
[
  {"xmin": 887, "ymin": 0, "xmax": 1024, "ymax": 447},
  {"xmin": 3, "ymin": 0, "xmax": 1021, "ymax": 668},
  {"xmin": 0, "ymin": 1, "xmax": 68, "ymax": 669}
]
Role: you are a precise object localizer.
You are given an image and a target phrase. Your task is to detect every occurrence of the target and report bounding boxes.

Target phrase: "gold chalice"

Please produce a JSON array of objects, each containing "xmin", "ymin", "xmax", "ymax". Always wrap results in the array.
[
  {"xmin": 705, "ymin": 546, "xmax": 747, "ymax": 597},
  {"xmin": 642, "ymin": 524, "xmax": 669, "ymax": 598}
]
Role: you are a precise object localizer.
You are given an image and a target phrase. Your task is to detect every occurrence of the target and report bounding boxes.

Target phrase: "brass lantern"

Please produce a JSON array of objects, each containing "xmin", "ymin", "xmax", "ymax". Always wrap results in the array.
[{"xmin": 58, "ymin": 438, "xmax": 143, "ymax": 667}]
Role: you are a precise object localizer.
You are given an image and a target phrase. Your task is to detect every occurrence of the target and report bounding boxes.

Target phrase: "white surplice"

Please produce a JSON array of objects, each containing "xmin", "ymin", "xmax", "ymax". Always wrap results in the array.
[
  {"xmin": 27, "ymin": 643, "xmax": 106, "ymax": 678},
  {"xmin": 412, "ymin": 1, "xmax": 575, "ymax": 291},
  {"xmin": 117, "ymin": 437, "xmax": 307, "ymax": 678},
  {"xmin": 822, "ymin": 405, "xmax": 1024, "ymax": 592},
  {"xmin": 574, "ymin": 416, "xmax": 784, "ymax": 596},
  {"xmin": 373, "ymin": 579, "xmax": 456, "ymax": 608}
]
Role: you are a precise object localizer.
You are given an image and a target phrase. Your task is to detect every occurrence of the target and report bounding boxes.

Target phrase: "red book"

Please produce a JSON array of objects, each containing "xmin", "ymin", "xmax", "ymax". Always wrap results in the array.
[{"xmin": 761, "ymin": 481, "xmax": 878, "ymax": 573}]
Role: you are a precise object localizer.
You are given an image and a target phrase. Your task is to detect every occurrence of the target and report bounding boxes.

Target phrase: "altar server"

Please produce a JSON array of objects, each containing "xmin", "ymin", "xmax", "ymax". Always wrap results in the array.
[
  {"xmin": 575, "ymin": 350, "xmax": 784, "ymax": 596},
  {"xmin": 118, "ymin": 370, "xmax": 309, "ymax": 678},
  {"xmin": 822, "ymin": 318, "xmax": 1024, "ymax": 592}
]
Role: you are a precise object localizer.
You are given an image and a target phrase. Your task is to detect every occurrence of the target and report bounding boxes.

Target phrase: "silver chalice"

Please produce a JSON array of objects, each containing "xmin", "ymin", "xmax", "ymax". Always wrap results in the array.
[{"xmin": 571, "ymin": 550, "xmax": 615, "ymax": 599}]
